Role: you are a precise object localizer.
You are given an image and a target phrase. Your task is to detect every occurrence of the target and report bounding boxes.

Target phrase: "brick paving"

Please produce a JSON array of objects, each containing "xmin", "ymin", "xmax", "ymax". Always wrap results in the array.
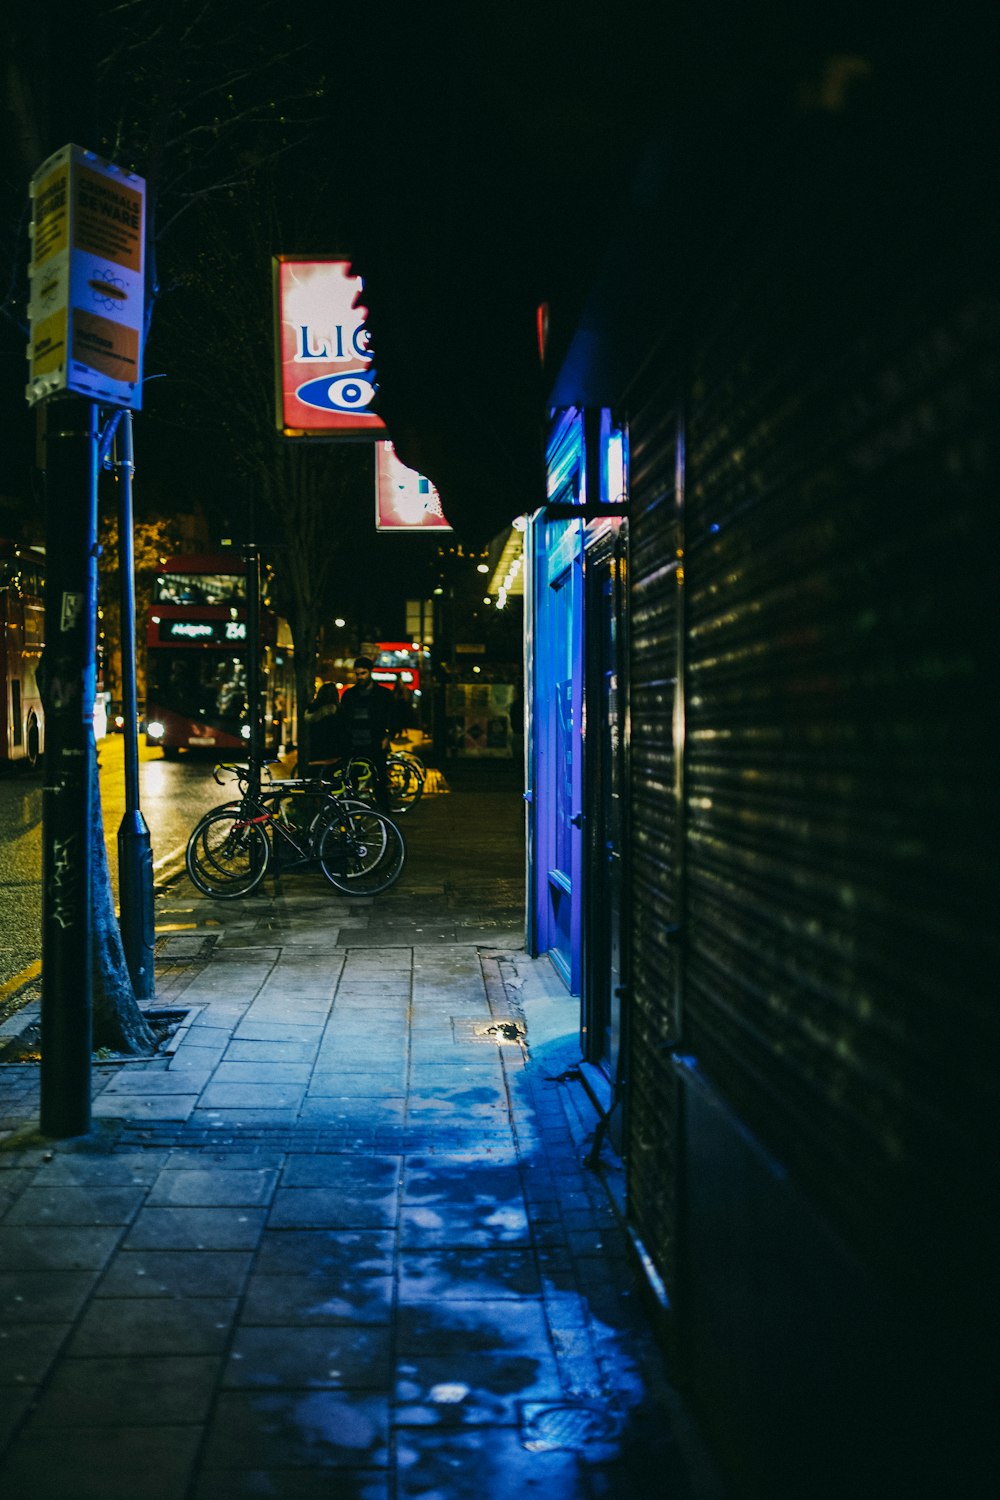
[{"xmin": 0, "ymin": 759, "xmax": 722, "ymax": 1498}]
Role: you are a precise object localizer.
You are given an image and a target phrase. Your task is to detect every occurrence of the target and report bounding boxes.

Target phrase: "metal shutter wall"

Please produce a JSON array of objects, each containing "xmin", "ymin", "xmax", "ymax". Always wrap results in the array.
[
  {"xmin": 625, "ymin": 363, "xmax": 684, "ymax": 1297},
  {"xmin": 679, "ymin": 115, "xmax": 998, "ymax": 1297}
]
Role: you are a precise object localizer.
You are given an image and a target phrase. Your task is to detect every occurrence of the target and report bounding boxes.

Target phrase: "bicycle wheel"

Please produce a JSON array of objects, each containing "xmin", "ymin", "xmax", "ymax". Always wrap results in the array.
[
  {"xmin": 318, "ymin": 806, "xmax": 406, "ymax": 896},
  {"xmin": 387, "ymin": 756, "xmax": 423, "ymax": 814},
  {"xmin": 186, "ymin": 808, "xmax": 271, "ymax": 898},
  {"xmin": 307, "ymin": 795, "xmax": 374, "ymax": 849}
]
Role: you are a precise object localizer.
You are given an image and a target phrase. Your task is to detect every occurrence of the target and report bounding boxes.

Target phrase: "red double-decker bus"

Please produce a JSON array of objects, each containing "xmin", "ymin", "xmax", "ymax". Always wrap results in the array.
[
  {"xmin": 0, "ymin": 541, "xmax": 45, "ymax": 770},
  {"xmin": 145, "ymin": 553, "xmax": 294, "ymax": 759},
  {"xmin": 372, "ymin": 642, "xmax": 430, "ymax": 696}
]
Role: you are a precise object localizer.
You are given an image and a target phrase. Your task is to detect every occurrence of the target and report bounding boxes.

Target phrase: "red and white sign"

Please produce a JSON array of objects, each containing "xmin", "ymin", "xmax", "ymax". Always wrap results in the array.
[
  {"xmin": 273, "ymin": 256, "xmax": 387, "ymax": 438},
  {"xmin": 375, "ymin": 441, "xmax": 452, "ymax": 531}
]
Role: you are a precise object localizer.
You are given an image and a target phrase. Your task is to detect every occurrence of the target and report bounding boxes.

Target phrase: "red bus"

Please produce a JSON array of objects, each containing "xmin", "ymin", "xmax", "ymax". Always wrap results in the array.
[
  {"xmin": 0, "ymin": 541, "xmax": 45, "ymax": 770},
  {"xmin": 372, "ymin": 641, "xmax": 430, "ymax": 697},
  {"xmin": 145, "ymin": 553, "xmax": 295, "ymax": 759}
]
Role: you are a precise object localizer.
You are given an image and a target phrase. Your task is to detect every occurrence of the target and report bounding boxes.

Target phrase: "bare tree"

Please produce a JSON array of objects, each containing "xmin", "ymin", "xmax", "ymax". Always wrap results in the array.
[
  {"xmin": 2, "ymin": 1, "xmax": 329, "ymax": 1052},
  {"xmin": 152, "ymin": 169, "xmax": 374, "ymax": 759}
]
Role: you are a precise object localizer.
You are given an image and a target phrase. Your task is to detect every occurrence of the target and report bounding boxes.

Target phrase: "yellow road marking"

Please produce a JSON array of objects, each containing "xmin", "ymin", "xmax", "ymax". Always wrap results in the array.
[{"xmin": 0, "ymin": 959, "xmax": 42, "ymax": 1005}]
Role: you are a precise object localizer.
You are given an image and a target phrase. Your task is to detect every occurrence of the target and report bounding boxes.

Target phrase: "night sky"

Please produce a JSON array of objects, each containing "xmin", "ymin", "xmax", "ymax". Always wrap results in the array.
[
  {"xmin": 1, "ymin": 4, "xmax": 991, "ymax": 577},
  {"xmin": 0, "ymin": 2, "xmax": 672, "ymax": 624}
]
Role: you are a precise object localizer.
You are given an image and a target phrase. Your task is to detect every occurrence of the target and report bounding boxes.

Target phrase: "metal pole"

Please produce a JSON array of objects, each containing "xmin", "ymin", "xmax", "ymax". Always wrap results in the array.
[
  {"xmin": 40, "ymin": 396, "xmax": 97, "ymax": 1138},
  {"xmin": 244, "ymin": 543, "xmax": 261, "ymax": 795},
  {"xmin": 115, "ymin": 411, "xmax": 156, "ymax": 999}
]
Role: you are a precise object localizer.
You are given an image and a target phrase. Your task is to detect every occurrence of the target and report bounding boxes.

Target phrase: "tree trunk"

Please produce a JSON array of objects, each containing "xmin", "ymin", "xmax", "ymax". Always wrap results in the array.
[{"xmin": 89, "ymin": 749, "xmax": 156, "ymax": 1054}]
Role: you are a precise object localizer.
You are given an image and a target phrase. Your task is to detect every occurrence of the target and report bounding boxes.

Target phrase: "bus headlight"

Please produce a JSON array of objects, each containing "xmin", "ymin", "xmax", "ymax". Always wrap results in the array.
[{"xmin": 146, "ymin": 720, "xmax": 165, "ymax": 740}]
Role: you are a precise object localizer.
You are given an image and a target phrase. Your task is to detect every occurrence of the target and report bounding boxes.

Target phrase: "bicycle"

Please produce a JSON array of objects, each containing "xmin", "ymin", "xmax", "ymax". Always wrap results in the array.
[
  {"xmin": 185, "ymin": 763, "xmax": 406, "ymax": 899},
  {"xmin": 386, "ymin": 750, "xmax": 425, "ymax": 813},
  {"xmin": 306, "ymin": 753, "xmax": 423, "ymax": 816}
]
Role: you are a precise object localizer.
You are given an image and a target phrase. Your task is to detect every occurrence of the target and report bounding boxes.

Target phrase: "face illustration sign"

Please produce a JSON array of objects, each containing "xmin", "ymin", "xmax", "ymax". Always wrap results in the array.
[
  {"xmin": 375, "ymin": 441, "xmax": 452, "ymax": 531},
  {"xmin": 273, "ymin": 257, "xmax": 388, "ymax": 439}
]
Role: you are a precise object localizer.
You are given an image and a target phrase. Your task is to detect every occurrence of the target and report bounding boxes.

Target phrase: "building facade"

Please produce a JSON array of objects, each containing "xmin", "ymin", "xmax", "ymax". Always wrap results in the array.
[{"xmin": 524, "ymin": 57, "xmax": 997, "ymax": 1499}]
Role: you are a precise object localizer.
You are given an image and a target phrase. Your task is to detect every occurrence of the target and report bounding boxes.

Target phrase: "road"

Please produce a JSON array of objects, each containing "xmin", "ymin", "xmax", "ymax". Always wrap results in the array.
[{"xmin": 0, "ymin": 739, "xmax": 234, "ymax": 1002}]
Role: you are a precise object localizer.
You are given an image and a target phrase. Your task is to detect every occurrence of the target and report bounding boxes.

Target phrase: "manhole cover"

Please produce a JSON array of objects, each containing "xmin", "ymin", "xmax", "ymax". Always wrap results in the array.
[{"xmin": 520, "ymin": 1401, "xmax": 619, "ymax": 1452}]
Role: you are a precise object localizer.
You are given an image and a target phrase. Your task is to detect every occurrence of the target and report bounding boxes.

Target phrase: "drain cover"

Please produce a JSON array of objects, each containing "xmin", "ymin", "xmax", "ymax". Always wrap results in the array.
[
  {"xmin": 452, "ymin": 1017, "xmax": 526, "ymax": 1045},
  {"xmin": 520, "ymin": 1401, "xmax": 619, "ymax": 1453}
]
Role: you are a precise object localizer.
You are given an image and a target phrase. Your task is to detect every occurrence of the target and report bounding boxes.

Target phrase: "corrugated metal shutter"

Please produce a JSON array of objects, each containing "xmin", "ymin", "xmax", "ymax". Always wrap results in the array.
[
  {"xmin": 620, "ymin": 88, "xmax": 998, "ymax": 1324},
  {"xmin": 678, "ymin": 109, "xmax": 999, "ymax": 1298},
  {"xmin": 624, "ymin": 365, "xmax": 684, "ymax": 1296}
]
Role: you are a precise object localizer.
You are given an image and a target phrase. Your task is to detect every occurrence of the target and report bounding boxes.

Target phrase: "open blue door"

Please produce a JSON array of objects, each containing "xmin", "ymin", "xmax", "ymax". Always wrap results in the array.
[{"xmin": 526, "ymin": 410, "xmax": 585, "ymax": 994}]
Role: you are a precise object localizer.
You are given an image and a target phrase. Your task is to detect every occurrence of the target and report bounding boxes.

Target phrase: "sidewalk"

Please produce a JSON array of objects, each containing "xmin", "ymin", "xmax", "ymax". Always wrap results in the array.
[{"xmin": 0, "ymin": 759, "xmax": 722, "ymax": 1499}]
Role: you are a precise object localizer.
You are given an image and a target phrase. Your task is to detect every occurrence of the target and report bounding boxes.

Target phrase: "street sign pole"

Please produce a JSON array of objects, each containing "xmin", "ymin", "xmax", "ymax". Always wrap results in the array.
[
  {"xmin": 245, "ymin": 543, "xmax": 262, "ymax": 796},
  {"xmin": 115, "ymin": 411, "xmax": 155, "ymax": 999},
  {"xmin": 28, "ymin": 145, "xmax": 148, "ymax": 1136},
  {"xmin": 39, "ymin": 396, "xmax": 98, "ymax": 1138}
]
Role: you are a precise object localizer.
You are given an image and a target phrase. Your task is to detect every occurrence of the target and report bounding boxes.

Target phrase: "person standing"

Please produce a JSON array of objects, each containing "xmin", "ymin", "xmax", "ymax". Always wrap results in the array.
[
  {"xmin": 389, "ymin": 678, "xmax": 417, "ymax": 741},
  {"xmin": 336, "ymin": 656, "xmax": 394, "ymax": 809},
  {"xmin": 302, "ymin": 681, "xmax": 340, "ymax": 772}
]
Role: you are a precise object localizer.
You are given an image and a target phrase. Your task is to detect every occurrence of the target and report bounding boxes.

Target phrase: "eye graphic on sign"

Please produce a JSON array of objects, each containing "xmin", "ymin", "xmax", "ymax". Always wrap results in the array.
[{"xmin": 296, "ymin": 372, "xmax": 377, "ymax": 413}]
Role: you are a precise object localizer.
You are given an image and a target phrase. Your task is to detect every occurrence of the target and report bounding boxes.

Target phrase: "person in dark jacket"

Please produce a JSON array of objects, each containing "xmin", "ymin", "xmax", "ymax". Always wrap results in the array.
[
  {"xmin": 389, "ymin": 679, "xmax": 417, "ymax": 739},
  {"xmin": 302, "ymin": 681, "xmax": 340, "ymax": 769},
  {"xmin": 336, "ymin": 656, "xmax": 394, "ymax": 808}
]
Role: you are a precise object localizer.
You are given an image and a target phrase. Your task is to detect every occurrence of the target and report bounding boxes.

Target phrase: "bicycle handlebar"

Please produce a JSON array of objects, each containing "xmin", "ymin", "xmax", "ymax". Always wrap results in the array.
[{"xmin": 213, "ymin": 761, "xmax": 277, "ymax": 788}]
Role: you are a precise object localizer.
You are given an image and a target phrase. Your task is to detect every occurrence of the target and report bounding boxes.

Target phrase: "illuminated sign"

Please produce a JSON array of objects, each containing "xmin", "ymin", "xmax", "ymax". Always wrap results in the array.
[
  {"xmin": 375, "ymin": 441, "xmax": 452, "ymax": 531},
  {"xmin": 159, "ymin": 619, "xmax": 247, "ymax": 643},
  {"xmin": 27, "ymin": 143, "xmax": 146, "ymax": 409},
  {"xmin": 273, "ymin": 256, "xmax": 387, "ymax": 439}
]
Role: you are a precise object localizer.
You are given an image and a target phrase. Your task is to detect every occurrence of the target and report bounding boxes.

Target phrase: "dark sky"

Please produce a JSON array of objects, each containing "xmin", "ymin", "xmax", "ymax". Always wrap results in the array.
[
  {"xmin": 2, "ymin": 4, "xmax": 991, "ymax": 557},
  {"xmin": 1, "ymin": 1, "xmax": 670, "ymax": 567}
]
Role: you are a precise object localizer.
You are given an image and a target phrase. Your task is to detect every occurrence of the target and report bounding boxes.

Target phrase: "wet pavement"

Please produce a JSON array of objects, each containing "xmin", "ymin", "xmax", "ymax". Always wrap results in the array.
[{"xmin": 0, "ymin": 758, "xmax": 723, "ymax": 1498}]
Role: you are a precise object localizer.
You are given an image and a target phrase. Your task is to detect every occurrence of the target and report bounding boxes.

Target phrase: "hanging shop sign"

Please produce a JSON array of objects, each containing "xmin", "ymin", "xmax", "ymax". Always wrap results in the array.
[
  {"xmin": 26, "ymin": 144, "xmax": 146, "ymax": 410},
  {"xmin": 273, "ymin": 256, "xmax": 387, "ymax": 439},
  {"xmin": 375, "ymin": 441, "xmax": 452, "ymax": 531}
]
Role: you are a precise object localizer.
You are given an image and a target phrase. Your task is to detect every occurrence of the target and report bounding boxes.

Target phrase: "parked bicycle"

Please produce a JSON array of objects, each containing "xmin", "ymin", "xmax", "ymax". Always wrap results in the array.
[
  {"xmin": 304, "ymin": 752, "xmax": 424, "ymax": 815},
  {"xmin": 185, "ymin": 763, "xmax": 406, "ymax": 899},
  {"xmin": 386, "ymin": 750, "xmax": 425, "ymax": 813}
]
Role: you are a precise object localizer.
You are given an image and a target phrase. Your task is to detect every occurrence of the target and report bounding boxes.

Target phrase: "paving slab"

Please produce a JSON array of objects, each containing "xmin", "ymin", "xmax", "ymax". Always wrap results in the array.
[
  {"xmin": 0, "ymin": 1425, "xmax": 204, "ymax": 1500},
  {"xmin": 242, "ymin": 1269, "xmax": 394, "ymax": 1327},
  {"xmin": 200, "ymin": 1390, "xmax": 391, "ymax": 1470},
  {"xmin": 123, "ymin": 1206, "xmax": 269, "ymax": 1251},
  {"xmin": 66, "ymin": 1294, "xmax": 238, "ymax": 1356},
  {"xmin": 95, "ymin": 1248, "xmax": 253, "ymax": 1298},
  {"xmin": 191, "ymin": 1466, "xmax": 390, "ymax": 1499},
  {"xmin": 146, "ymin": 1165, "xmax": 280, "ymax": 1206},
  {"xmin": 223, "ymin": 1323, "xmax": 392, "ymax": 1388},
  {"xmin": 28, "ymin": 1353, "xmax": 221, "ymax": 1427},
  {"xmin": 0, "ymin": 1267, "xmax": 100, "ymax": 1322}
]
